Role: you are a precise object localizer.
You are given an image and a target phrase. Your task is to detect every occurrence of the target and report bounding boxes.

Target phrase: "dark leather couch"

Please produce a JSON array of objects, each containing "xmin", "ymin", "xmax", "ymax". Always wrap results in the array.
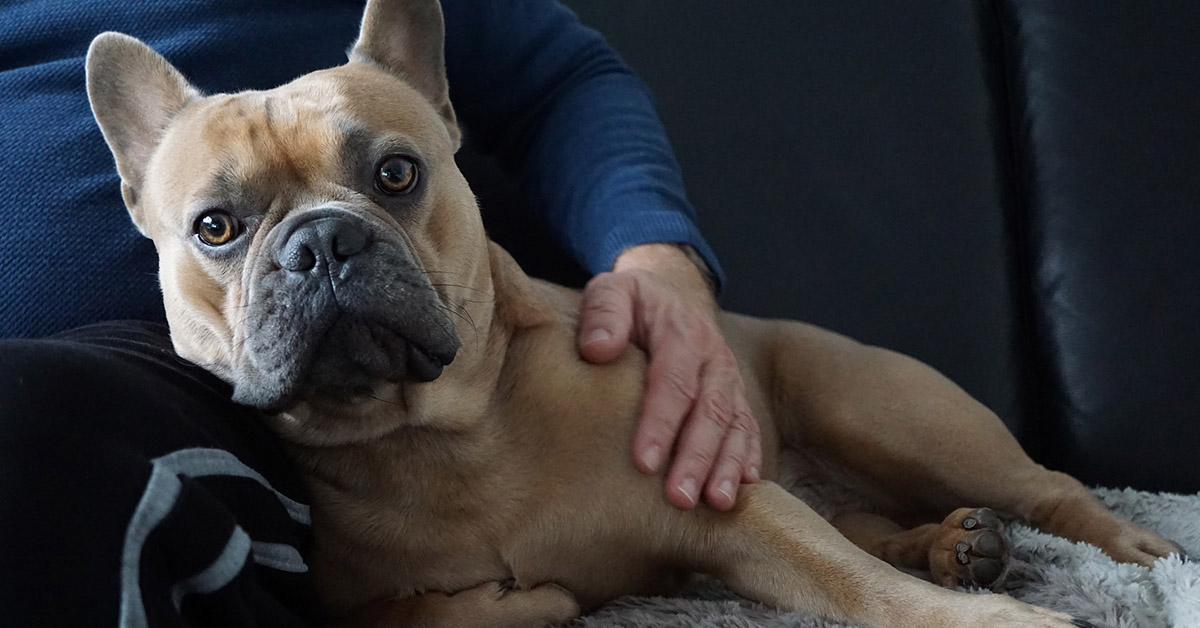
[{"xmin": 470, "ymin": 1, "xmax": 1200, "ymax": 493}]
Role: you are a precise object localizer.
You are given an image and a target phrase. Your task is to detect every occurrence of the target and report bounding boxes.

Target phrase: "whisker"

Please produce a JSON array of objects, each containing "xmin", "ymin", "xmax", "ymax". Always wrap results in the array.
[{"xmin": 367, "ymin": 394, "xmax": 405, "ymax": 409}]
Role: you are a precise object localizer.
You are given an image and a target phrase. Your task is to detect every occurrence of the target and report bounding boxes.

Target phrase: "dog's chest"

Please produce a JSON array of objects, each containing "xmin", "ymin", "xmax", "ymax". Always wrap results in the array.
[{"xmin": 294, "ymin": 443, "xmax": 524, "ymax": 611}]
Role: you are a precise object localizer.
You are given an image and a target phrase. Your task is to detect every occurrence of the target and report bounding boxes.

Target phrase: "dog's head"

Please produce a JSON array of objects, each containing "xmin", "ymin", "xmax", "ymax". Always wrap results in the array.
[{"xmin": 86, "ymin": 0, "xmax": 488, "ymax": 416}]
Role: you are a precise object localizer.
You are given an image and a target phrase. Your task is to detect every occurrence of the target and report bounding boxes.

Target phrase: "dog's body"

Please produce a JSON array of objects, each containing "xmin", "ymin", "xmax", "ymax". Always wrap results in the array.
[{"xmin": 85, "ymin": 1, "xmax": 1181, "ymax": 627}]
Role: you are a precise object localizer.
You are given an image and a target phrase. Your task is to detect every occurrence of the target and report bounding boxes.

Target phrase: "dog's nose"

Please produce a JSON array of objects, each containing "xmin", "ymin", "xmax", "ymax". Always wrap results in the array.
[{"xmin": 277, "ymin": 216, "xmax": 368, "ymax": 273}]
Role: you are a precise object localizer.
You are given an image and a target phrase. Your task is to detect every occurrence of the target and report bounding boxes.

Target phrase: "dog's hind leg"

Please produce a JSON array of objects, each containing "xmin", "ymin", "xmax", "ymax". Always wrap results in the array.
[
  {"xmin": 763, "ymin": 322, "xmax": 1184, "ymax": 568},
  {"xmin": 694, "ymin": 482, "xmax": 1087, "ymax": 628}
]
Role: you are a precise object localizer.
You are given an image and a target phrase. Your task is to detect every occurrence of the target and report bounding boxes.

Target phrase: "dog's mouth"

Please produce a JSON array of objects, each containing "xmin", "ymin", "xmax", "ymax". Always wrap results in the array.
[
  {"xmin": 289, "ymin": 314, "xmax": 459, "ymax": 406},
  {"xmin": 243, "ymin": 313, "xmax": 460, "ymax": 413},
  {"xmin": 316, "ymin": 315, "xmax": 458, "ymax": 386},
  {"xmin": 406, "ymin": 339, "xmax": 456, "ymax": 382},
  {"xmin": 229, "ymin": 223, "xmax": 461, "ymax": 411}
]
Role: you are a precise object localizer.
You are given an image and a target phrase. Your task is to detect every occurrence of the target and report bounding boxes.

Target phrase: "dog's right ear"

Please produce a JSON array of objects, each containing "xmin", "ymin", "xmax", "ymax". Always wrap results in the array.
[
  {"xmin": 86, "ymin": 32, "xmax": 199, "ymax": 231},
  {"xmin": 350, "ymin": 0, "xmax": 461, "ymax": 149}
]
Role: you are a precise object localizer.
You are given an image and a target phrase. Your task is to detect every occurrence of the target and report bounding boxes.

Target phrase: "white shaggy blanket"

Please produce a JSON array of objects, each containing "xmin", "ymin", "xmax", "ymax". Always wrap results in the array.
[{"xmin": 571, "ymin": 481, "xmax": 1200, "ymax": 628}]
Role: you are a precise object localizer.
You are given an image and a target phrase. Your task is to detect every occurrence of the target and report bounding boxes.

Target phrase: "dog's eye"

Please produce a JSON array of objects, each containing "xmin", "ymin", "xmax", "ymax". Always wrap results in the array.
[
  {"xmin": 375, "ymin": 156, "xmax": 419, "ymax": 195},
  {"xmin": 194, "ymin": 211, "xmax": 241, "ymax": 247}
]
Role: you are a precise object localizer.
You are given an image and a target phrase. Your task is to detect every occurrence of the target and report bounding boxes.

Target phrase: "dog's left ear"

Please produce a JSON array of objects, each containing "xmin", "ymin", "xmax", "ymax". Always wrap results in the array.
[
  {"xmin": 86, "ymin": 32, "xmax": 200, "ymax": 234},
  {"xmin": 351, "ymin": 0, "xmax": 461, "ymax": 149}
]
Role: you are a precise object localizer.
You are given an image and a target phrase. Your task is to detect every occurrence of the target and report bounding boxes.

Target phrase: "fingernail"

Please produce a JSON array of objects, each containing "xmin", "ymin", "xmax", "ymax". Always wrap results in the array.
[
  {"xmin": 678, "ymin": 478, "xmax": 697, "ymax": 505},
  {"xmin": 718, "ymin": 480, "xmax": 734, "ymax": 502},
  {"xmin": 640, "ymin": 445, "xmax": 663, "ymax": 472},
  {"xmin": 584, "ymin": 328, "xmax": 612, "ymax": 345},
  {"xmin": 749, "ymin": 466, "xmax": 760, "ymax": 481}
]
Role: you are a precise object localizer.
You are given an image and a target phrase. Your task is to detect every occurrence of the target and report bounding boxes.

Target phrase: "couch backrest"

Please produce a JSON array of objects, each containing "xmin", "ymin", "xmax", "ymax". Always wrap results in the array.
[{"xmin": 551, "ymin": 0, "xmax": 1200, "ymax": 491}]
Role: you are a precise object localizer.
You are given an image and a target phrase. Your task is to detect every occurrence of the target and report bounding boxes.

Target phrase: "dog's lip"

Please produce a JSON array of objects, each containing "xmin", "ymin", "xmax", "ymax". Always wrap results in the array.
[
  {"xmin": 421, "ymin": 337, "xmax": 458, "ymax": 366},
  {"xmin": 405, "ymin": 343, "xmax": 444, "ymax": 382},
  {"xmin": 405, "ymin": 335, "xmax": 458, "ymax": 381},
  {"xmin": 336, "ymin": 316, "xmax": 457, "ymax": 383}
]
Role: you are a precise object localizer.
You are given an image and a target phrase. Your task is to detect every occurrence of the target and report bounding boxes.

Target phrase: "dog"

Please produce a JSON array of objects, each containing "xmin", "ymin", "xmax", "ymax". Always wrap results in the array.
[{"xmin": 85, "ymin": 1, "xmax": 1182, "ymax": 626}]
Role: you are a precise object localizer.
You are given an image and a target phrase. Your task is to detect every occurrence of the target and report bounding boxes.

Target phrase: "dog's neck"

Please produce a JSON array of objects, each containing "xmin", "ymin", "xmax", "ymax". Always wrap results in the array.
[{"xmin": 268, "ymin": 240, "xmax": 559, "ymax": 449}]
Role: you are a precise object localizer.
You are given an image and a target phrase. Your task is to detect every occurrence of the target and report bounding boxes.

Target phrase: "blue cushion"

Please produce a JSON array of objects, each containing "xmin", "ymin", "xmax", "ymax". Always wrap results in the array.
[{"xmin": 0, "ymin": 0, "xmax": 364, "ymax": 338}]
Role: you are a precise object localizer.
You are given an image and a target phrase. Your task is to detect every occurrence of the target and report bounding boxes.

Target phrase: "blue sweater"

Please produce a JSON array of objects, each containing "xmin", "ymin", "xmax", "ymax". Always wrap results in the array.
[{"xmin": 0, "ymin": 0, "xmax": 723, "ymax": 339}]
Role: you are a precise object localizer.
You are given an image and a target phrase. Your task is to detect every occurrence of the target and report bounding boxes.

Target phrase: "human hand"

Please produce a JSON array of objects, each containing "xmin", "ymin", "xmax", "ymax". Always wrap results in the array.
[{"xmin": 577, "ymin": 243, "xmax": 761, "ymax": 511}]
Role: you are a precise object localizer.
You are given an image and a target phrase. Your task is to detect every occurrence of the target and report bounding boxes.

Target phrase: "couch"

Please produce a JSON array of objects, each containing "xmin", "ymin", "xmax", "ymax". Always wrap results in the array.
[{"xmin": 471, "ymin": 0, "xmax": 1200, "ymax": 494}]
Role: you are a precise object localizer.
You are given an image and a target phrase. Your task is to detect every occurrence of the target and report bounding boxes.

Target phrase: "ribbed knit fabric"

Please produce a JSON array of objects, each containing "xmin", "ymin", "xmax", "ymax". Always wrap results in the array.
[{"xmin": 0, "ymin": 0, "xmax": 723, "ymax": 339}]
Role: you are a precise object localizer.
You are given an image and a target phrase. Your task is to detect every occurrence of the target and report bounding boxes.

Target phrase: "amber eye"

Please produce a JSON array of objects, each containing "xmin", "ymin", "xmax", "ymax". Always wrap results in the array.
[
  {"xmin": 375, "ymin": 155, "xmax": 419, "ymax": 194},
  {"xmin": 194, "ymin": 211, "xmax": 241, "ymax": 246}
]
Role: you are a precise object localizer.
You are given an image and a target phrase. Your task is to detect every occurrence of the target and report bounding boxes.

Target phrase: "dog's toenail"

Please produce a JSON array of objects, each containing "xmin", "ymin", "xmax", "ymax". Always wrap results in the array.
[
  {"xmin": 962, "ymin": 517, "xmax": 978, "ymax": 529},
  {"xmin": 955, "ymin": 541, "xmax": 970, "ymax": 553},
  {"xmin": 956, "ymin": 551, "xmax": 970, "ymax": 564},
  {"xmin": 1071, "ymin": 618, "xmax": 1096, "ymax": 628}
]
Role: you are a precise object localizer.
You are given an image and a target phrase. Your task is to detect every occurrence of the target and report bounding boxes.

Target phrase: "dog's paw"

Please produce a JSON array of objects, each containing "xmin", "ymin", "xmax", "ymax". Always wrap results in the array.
[
  {"xmin": 930, "ymin": 507, "xmax": 1010, "ymax": 590},
  {"xmin": 1097, "ymin": 525, "xmax": 1188, "ymax": 568}
]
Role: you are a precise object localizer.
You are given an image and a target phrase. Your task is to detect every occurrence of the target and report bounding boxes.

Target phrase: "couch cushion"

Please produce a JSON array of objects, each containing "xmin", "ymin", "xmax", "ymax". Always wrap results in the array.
[{"xmin": 1000, "ymin": 1, "xmax": 1200, "ymax": 491}]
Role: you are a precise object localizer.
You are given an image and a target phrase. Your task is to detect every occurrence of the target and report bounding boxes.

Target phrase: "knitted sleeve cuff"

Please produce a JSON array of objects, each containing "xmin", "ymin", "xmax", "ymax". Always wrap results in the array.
[{"xmin": 585, "ymin": 207, "xmax": 727, "ymax": 295}]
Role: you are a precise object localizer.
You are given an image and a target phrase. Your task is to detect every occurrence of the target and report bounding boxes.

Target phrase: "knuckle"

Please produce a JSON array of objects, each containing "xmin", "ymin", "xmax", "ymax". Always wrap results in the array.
[
  {"xmin": 720, "ymin": 446, "xmax": 747, "ymax": 468},
  {"xmin": 684, "ymin": 448, "xmax": 716, "ymax": 470},
  {"xmin": 640, "ymin": 414, "xmax": 682, "ymax": 441},
  {"xmin": 584, "ymin": 273, "xmax": 627, "ymax": 300},
  {"xmin": 589, "ymin": 270, "xmax": 638, "ymax": 293},
  {"xmin": 614, "ymin": 271, "xmax": 639, "ymax": 291},
  {"xmin": 680, "ymin": 313, "xmax": 711, "ymax": 339},
  {"xmin": 708, "ymin": 344, "xmax": 737, "ymax": 368},
  {"xmin": 696, "ymin": 394, "xmax": 735, "ymax": 429},
  {"xmin": 584, "ymin": 271, "xmax": 615, "ymax": 289},
  {"xmin": 661, "ymin": 365, "xmax": 700, "ymax": 401},
  {"xmin": 582, "ymin": 298, "xmax": 627, "ymax": 320},
  {"xmin": 733, "ymin": 406, "xmax": 760, "ymax": 433}
]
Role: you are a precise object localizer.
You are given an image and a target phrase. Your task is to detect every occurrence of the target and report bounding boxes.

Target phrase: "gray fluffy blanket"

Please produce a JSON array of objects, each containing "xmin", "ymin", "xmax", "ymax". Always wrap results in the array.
[{"xmin": 571, "ymin": 470, "xmax": 1200, "ymax": 628}]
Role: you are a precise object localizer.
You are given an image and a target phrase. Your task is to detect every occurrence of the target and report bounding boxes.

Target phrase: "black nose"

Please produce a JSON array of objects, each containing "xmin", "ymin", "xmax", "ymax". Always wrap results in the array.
[{"xmin": 276, "ymin": 216, "xmax": 368, "ymax": 273}]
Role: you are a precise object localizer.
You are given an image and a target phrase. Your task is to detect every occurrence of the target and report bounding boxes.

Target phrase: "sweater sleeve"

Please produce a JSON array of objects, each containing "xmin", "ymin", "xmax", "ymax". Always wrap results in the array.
[{"xmin": 441, "ymin": 0, "xmax": 726, "ymax": 291}]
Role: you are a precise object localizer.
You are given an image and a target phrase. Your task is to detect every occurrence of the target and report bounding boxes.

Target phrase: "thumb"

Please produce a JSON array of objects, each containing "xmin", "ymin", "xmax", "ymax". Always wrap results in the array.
[{"xmin": 578, "ymin": 272, "xmax": 635, "ymax": 363}]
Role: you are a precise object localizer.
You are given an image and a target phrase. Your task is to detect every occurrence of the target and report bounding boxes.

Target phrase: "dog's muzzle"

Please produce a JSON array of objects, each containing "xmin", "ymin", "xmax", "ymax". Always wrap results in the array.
[{"xmin": 231, "ymin": 207, "xmax": 459, "ymax": 410}]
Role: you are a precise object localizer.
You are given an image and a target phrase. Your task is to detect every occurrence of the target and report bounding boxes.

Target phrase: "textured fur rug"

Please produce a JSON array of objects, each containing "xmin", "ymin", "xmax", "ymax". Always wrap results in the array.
[{"xmin": 570, "ymin": 460, "xmax": 1200, "ymax": 628}]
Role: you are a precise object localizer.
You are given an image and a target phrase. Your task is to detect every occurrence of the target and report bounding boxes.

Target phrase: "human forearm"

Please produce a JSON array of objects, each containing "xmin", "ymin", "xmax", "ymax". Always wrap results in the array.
[{"xmin": 442, "ymin": 0, "xmax": 724, "ymax": 288}]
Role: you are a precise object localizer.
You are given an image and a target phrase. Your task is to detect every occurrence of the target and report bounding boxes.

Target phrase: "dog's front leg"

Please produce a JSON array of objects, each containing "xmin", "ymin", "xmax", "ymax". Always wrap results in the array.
[
  {"xmin": 333, "ymin": 581, "xmax": 580, "ymax": 628},
  {"xmin": 697, "ymin": 482, "xmax": 1090, "ymax": 628}
]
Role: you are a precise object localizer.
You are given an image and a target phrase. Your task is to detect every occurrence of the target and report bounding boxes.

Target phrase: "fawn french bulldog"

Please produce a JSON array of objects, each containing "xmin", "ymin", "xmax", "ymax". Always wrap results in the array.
[{"xmin": 86, "ymin": 0, "xmax": 1180, "ymax": 626}]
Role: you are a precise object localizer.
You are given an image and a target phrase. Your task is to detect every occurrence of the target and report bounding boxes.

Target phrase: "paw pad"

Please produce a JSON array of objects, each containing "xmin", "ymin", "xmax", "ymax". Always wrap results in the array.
[{"xmin": 933, "ymin": 507, "xmax": 1011, "ymax": 590}]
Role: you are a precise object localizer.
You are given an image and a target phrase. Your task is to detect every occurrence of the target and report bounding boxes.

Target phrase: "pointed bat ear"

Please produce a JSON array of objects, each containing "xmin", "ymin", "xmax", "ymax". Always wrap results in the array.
[
  {"xmin": 86, "ymin": 32, "xmax": 200, "ymax": 228},
  {"xmin": 349, "ymin": 0, "xmax": 460, "ymax": 148}
]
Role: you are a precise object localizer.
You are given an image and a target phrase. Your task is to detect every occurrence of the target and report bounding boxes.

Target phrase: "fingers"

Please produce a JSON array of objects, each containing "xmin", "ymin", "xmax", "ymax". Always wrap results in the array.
[
  {"xmin": 706, "ymin": 388, "xmax": 761, "ymax": 508},
  {"xmin": 577, "ymin": 272, "xmax": 636, "ymax": 364},
  {"xmin": 632, "ymin": 333, "xmax": 703, "ymax": 478},
  {"xmin": 740, "ymin": 410, "xmax": 763, "ymax": 484},
  {"xmin": 702, "ymin": 419, "xmax": 750, "ymax": 510},
  {"xmin": 590, "ymin": 261, "xmax": 763, "ymax": 510},
  {"xmin": 660, "ymin": 352, "xmax": 761, "ymax": 511}
]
